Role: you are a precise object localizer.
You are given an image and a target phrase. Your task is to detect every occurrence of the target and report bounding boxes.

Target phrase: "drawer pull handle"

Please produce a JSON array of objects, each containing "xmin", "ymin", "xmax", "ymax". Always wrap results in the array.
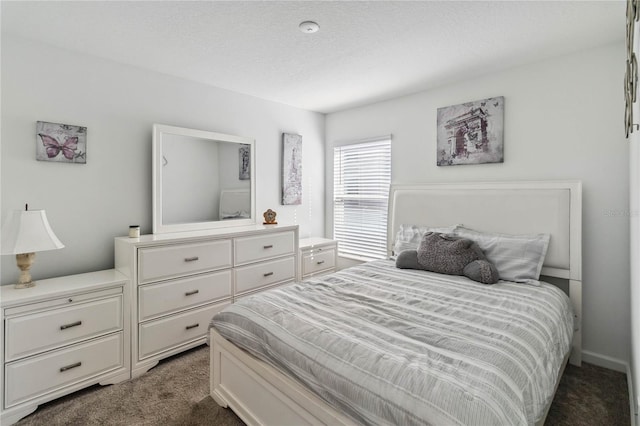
[
  {"xmin": 263, "ymin": 245, "xmax": 273, "ymax": 249},
  {"xmin": 60, "ymin": 321, "xmax": 82, "ymax": 330},
  {"xmin": 184, "ymin": 256, "xmax": 199, "ymax": 262},
  {"xmin": 185, "ymin": 289, "xmax": 200, "ymax": 296},
  {"xmin": 186, "ymin": 323, "xmax": 200, "ymax": 330},
  {"xmin": 60, "ymin": 362, "xmax": 82, "ymax": 372},
  {"xmin": 317, "ymin": 260, "xmax": 325, "ymax": 265},
  {"xmin": 263, "ymin": 272, "xmax": 274, "ymax": 277}
]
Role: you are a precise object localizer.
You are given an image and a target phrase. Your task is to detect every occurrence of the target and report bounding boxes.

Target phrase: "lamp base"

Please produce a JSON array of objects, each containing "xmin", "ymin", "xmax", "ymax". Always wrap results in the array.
[
  {"xmin": 14, "ymin": 280, "xmax": 36, "ymax": 289},
  {"xmin": 15, "ymin": 252, "xmax": 36, "ymax": 289}
]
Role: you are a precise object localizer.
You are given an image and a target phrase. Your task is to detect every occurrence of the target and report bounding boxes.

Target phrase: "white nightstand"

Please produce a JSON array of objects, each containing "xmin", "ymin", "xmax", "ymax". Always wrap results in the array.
[
  {"xmin": 1, "ymin": 270, "xmax": 130, "ymax": 425},
  {"xmin": 299, "ymin": 238, "xmax": 338, "ymax": 280}
]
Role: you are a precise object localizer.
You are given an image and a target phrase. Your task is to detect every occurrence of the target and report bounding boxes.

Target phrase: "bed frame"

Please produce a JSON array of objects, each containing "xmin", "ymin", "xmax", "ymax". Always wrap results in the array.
[{"xmin": 210, "ymin": 180, "xmax": 582, "ymax": 426}]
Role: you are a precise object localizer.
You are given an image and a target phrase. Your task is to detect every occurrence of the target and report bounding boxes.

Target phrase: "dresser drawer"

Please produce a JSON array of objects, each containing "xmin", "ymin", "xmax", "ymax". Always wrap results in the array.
[
  {"xmin": 5, "ymin": 332, "xmax": 123, "ymax": 408},
  {"xmin": 5, "ymin": 295, "xmax": 123, "ymax": 362},
  {"xmin": 139, "ymin": 301, "xmax": 230, "ymax": 360},
  {"xmin": 234, "ymin": 231, "xmax": 295, "ymax": 265},
  {"xmin": 302, "ymin": 248, "xmax": 336, "ymax": 276},
  {"xmin": 235, "ymin": 256, "xmax": 296, "ymax": 295},
  {"xmin": 139, "ymin": 270, "xmax": 232, "ymax": 321},
  {"xmin": 138, "ymin": 239, "xmax": 232, "ymax": 283}
]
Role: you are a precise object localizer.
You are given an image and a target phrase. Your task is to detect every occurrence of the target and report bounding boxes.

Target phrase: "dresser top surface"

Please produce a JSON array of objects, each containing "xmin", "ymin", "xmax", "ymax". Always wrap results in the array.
[
  {"xmin": 115, "ymin": 224, "xmax": 299, "ymax": 246},
  {"xmin": 1, "ymin": 269, "xmax": 127, "ymax": 307}
]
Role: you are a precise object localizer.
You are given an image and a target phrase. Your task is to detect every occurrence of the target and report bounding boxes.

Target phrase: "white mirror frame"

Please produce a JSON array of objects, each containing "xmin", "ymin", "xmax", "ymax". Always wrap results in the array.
[{"xmin": 152, "ymin": 124, "xmax": 256, "ymax": 234}]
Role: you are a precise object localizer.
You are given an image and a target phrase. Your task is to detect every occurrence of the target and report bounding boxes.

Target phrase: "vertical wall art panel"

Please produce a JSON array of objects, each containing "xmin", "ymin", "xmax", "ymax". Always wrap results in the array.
[
  {"xmin": 239, "ymin": 144, "xmax": 251, "ymax": 180},
  {"xmin": 624, "ymin": 0, "xmax": 639, "ymax": 138},
  {"xmin": 437, "ymin": 96, "xmax": 504, "ymax": 166},
  {"xmin": 282, "ymin": 133, "xmax": 302, "ymax": 205},
  {"xmin": 36, "ymin": 121, "xmax": 87, "ymax": 164}
]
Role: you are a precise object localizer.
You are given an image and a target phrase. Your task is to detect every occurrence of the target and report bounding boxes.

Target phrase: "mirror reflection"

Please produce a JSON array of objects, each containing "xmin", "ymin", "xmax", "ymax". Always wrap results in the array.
[{"xmin": 153, "ymin": 124, "xmax": 255, "ymax": 234}]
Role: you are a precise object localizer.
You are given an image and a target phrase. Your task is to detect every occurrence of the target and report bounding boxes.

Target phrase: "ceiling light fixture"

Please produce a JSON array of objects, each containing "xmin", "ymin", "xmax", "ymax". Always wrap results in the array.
[{"xmin": 299, "ymin": 21, "xmax": 319, "ymax": 34}]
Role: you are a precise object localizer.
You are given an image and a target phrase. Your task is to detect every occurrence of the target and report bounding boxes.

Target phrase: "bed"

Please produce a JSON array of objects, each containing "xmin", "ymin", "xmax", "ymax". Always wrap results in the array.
[{"xmin": 209, "ymin": 180, "xmax": 582, "ymax": 426}]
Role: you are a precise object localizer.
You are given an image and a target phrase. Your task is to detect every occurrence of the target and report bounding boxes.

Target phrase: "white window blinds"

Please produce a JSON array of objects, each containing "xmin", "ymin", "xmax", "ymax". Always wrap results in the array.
[{"xmin": 333, "ymin": 137, "xmax": 391, "ymax": 261}]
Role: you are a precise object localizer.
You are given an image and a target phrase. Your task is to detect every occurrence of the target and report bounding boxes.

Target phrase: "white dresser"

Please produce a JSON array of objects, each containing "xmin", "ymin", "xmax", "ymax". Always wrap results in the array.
[
  {"xmin": 115, "ymin": 224, "xmax": 298, "ymax": 378},
  {"xmin": 1, "ymin": 270, "xmax": 130, "ymax": 425},
  {"xmin": 299, "ymin": 238, "xmax": 338, "ymax": 280}
]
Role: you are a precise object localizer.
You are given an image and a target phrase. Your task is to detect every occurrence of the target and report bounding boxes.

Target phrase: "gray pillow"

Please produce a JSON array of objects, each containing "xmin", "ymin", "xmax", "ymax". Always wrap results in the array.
[
  {"xmin": 395, "ymin": 247, "xmax": 498, "ymax": 285},
  {"xmin": 453, "ymin": 226, "xmax": 550, "ymax": 282},
  {"xmin": 417, "ymin": 232, "xmax": 486, "ymax": 276},
  {"xmin": 395, "ymin": 232, "xmax": 500, "ymax": 285},
  {"xmin": 395, "ymin": 249, "xmax": 420, "ymax": 269},
  {"xmin": 463, "ymin": 260, "xmax": 500, "ymax": 284}
]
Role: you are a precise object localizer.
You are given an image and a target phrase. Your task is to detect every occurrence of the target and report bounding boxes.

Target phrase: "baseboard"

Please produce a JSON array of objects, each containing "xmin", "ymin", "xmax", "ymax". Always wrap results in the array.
[
  {"xmin": 626, "ymin": 363, "xmax": 638, "ymax": 426},
  {"xmin": 581, "ymin": 350, "xmax": 628, "ymax": 373},
  {"xmin": 581, "ymin": 350, "xmax": 636, "ymax": 425}
]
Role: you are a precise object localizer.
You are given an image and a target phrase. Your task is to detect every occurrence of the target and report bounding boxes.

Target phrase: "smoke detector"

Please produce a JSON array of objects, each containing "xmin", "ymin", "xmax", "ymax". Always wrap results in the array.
[{"xmin": 299, "ymin": 21, "xmax": 320, "ymax": 34}]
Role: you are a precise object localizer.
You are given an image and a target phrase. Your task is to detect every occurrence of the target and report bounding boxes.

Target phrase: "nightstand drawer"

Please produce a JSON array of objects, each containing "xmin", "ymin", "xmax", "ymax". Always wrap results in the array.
[
  {"xmin": 139, "ymin": 270, "xmax": 232, "ymax": 321},
  {"xmin": 5, "ymin": 332, "xmax": 123, "ymax": 408},
  {"xmin": 138, "ymin": 239, "xmax": 232, "ymax": 284},
  {"xmin": 5, "ymin": 295, "xmax": 123, "ymax": 362},
  {"xmin": 235, "ymin": 256, "xmax": 296, "ymax": 295},
  {"xmin": 234, "ymin": 231, "xmax": 295, "ymax": 265},
  {"xmin": 302, "ymin": 248, "xmax": 336, "ymax": 276},
  {"xmin": 139, "ymin": 301, "xmax": 230, "ymax": 360}
]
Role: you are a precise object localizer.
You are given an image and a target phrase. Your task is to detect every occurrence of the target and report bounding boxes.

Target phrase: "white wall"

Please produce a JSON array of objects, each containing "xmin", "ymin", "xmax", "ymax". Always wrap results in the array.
[
  {"xmin": 326, "ymin": 43, "xmax": 630, "ymax": 364},
  {"xmin": 631, "ymin": 126, "xmax": 639, "ymax": 419},
  {"xmin": 1, "ymin": 35, "xmax": 326, "ymax": 284}
]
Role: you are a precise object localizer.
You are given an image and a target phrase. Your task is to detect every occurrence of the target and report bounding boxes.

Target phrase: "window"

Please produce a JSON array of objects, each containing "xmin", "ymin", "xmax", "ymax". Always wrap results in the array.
[{"xmin": 333, "ymin": 136, "xmax": 391, "ymax": 261}]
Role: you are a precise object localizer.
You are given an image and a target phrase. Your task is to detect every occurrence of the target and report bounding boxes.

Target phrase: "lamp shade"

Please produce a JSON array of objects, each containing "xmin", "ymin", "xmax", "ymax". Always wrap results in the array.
[{"xmin": 1, "ymin": 209, "xmax": 65, "ymax": 255}]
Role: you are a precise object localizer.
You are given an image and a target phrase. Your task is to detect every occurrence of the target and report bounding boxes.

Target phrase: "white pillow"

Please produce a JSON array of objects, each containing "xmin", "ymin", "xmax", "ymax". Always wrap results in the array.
[
  {"xmin": 453, "ymin": 226, "xmax": 550, "ymax": 282},
  {"xmin": 393, "ymin": 224, "xmax": 459, "ymax": 256}
]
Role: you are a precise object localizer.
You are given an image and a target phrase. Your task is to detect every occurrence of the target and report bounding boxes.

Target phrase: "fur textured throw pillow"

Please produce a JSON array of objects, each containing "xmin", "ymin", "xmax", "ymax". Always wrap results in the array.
[
  {"xmin": 398, "ymin": 232, "xmax": 499, "ymax": 284},
  {"xmin": 417, "ymin": 232, "xmax": 485, "ymax": 275},
  {"xmin": 463, "ymin": 260, "xmax": 500, "ymax": 285},
  {"xmin": 395, "ymin": 247, "xmax": 499, "ymax": 284},
  {"xmin": 395, "ymin": 249, "xmax": 421, "ymax": 270}
]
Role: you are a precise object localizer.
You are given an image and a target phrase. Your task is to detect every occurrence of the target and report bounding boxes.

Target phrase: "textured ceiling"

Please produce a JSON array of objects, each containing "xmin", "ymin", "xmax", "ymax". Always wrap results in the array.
[{"xmin": 1, "ymin": 1, "xmax": 625, "ymax": 113}]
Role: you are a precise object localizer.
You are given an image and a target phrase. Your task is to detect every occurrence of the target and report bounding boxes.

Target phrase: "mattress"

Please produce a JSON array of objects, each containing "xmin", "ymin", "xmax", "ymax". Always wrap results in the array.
[{"xmin": 210, "ymin": 260, "xmax": 573, "ymax": 426}]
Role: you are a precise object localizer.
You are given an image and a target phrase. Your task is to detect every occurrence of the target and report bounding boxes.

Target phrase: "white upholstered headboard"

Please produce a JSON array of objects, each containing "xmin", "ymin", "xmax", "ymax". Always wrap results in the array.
[
  {"xmin": 388, "ymin": 180, "xmax": 583, "ymax": 365},
  {"xmin": 388, "ymin": 180, "xmax": 581, "ymax": 280}
]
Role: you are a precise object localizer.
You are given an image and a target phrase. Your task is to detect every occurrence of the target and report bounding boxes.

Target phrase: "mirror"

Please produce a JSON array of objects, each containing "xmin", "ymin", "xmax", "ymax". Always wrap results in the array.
[{"xmin": 152, "ymin": 124, "xmax": 256, "ymax": 234}]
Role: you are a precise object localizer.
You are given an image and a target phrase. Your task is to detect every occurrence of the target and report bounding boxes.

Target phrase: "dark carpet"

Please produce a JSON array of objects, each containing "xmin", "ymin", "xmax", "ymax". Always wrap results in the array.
[
  {"xmin": 16, "ymin": 345, "xmax": 630, "ymax": 425},
  {"xmin": 546, "ymin": 362, "xmax": 630, "ymax": 425}
]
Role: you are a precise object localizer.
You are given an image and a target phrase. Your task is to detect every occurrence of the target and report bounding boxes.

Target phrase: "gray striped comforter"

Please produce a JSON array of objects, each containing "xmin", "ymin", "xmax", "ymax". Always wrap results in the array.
[{"xmin": 210, "ymin": 260, "xmax": 573, "ymax": 426}]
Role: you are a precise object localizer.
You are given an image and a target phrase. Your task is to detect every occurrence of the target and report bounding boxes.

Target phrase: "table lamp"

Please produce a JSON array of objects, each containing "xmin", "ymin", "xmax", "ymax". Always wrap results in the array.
[{"xmin": 1, "ymin": 205, "xmax": 65, "ymax": 288}]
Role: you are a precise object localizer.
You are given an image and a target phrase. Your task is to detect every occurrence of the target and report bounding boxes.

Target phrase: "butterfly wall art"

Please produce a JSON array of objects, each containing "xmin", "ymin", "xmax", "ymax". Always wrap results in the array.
[{"xmin": 36, "ymin": 121, "xmax": 87, "ymax": 164}]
